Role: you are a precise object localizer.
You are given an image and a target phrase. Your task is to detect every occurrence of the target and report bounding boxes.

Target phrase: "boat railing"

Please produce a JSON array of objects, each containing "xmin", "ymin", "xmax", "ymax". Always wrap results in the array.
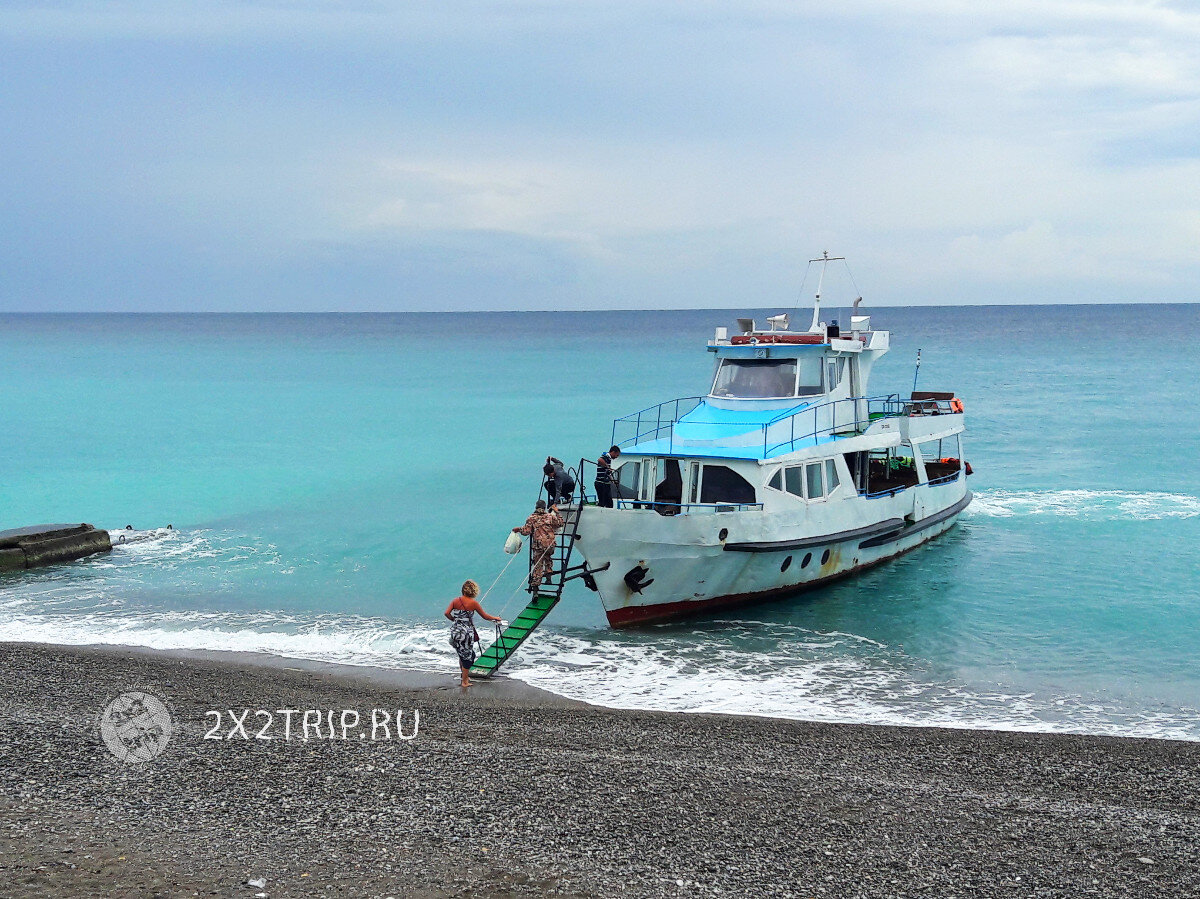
[
  {"xmin": 612, "ymin": 498, "xmax": 763, "ymax": 514},
  {"xmin": 612, "ymin": 396, "xmax": 704, "ymax": 449},
  {"xmin": 926, "ymin": 469, "xmax": 964, "ymax": 487},
  {"xmin": 762, "ymin": 394, "xmax": 905, "ymax": 456},
  {"xmin": 611, "ymin": 393, "xmax": 910, "ymax": 457},
  {"xmin": 906, "ymin": 396, "xmax": 962, "ymax": 416}
]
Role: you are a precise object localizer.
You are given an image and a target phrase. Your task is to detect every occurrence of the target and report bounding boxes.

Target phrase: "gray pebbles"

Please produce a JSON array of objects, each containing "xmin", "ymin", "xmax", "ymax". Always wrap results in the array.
[{"xmin": 1, "ymin": 642, "xmax": 1198, "ymax": 898}]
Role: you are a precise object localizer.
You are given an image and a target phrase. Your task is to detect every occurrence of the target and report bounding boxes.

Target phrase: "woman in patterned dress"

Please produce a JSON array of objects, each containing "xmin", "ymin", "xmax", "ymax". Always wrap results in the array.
[{"xmin": 444, "ymin": 580, "xmax": 502, "ymax": 687}]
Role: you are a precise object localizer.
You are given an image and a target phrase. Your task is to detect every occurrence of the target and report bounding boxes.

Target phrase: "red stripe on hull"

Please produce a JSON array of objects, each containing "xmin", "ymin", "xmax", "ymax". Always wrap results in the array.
[{"xmin": 604, "ymin": 520, "xmax": 958, "ymax": 627}]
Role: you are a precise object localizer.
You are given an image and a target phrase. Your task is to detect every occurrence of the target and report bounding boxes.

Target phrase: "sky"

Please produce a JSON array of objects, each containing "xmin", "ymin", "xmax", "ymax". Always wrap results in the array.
[{"xmin": 1, "ymin": 1, "xmax": 1198, "ymax": 311}]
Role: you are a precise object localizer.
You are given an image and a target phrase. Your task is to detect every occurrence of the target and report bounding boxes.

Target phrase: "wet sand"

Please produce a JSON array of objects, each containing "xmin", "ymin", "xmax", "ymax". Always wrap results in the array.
[{"xmin": 2, "ymin": 641, "xmax": 1198, "ymax": 898}]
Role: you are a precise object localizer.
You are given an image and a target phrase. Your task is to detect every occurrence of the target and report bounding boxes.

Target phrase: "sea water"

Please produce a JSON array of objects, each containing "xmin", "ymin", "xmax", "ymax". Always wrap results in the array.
[{"xmin": 1, "ymin": 305, "xmax": 1198, "ymax": 739}]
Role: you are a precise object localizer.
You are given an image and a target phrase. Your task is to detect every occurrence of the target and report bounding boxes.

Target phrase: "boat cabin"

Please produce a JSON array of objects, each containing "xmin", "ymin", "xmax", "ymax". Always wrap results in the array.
[{"xmin": 601, "ymin": 315, "xmax": 965, "ymax": 516}]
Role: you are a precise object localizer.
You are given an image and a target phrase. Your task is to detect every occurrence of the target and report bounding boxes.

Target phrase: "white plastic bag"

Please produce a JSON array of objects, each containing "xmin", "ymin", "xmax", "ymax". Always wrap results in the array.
[{"xmin": 504, "ymin": 532, "xmax": 523, "ymax": 555}]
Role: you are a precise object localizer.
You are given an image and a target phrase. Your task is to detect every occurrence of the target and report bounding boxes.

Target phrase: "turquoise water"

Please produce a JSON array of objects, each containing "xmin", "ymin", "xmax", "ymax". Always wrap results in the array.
[{"xmin": 2, "ymin": 306, "xmax": 1199, "ymax": 738}]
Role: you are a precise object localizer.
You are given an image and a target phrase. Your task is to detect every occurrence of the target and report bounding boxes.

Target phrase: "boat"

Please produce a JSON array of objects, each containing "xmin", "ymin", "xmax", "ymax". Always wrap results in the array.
[{"xmin": 571, "ymin": 253, "xmax": 973, "ymax": 627}]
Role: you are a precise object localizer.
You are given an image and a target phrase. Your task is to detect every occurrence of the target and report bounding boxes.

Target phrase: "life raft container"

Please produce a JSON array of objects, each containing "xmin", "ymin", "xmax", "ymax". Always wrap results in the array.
[{"xmin": 729, "ymin": 334, "xmax": 826, "ymax": 345}]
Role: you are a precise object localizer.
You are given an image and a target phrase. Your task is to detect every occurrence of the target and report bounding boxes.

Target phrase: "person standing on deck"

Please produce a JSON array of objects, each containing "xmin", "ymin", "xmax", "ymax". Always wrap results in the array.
[
  {"xmin": 594, "ymin": 445, "xmax": 621, "ymax": 508},
  {"xmin": 445, "ymin": 580, "xmax": 503, "ymax": 688},
  {"xmin": 513, "ymin": 500, "xmax": 565, "ymax": 590}
]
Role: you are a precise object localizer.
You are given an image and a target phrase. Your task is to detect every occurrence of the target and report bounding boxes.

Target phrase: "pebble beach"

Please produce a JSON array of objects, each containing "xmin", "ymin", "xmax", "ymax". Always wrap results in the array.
[{"xmin": 2, "ymin": 641, "xmax": 1199, "ymax": 898}]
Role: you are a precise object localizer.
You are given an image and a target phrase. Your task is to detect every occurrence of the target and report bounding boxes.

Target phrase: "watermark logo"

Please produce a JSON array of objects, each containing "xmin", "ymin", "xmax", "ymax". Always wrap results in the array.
[
  {"xmin": 204, "ymin": 708, "xmax": 419, "ymax": 742},
  {"xmin": 99, "ymin": 690, "xmax": 174, "ymax": 764}
]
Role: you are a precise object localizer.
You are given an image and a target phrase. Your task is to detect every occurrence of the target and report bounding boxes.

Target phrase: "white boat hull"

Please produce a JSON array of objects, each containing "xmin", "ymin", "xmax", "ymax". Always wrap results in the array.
[{"xmin": 574, "ymin": 481, "xmax": 970, "ymax": 627}]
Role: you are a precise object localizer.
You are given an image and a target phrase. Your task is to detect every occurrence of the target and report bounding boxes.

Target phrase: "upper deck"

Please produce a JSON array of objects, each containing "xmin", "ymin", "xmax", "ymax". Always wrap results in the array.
[
  {"xmin": 612, "ymin": 394, "xmax": 911, "ymax": 461},
  {"xmin": 612, "ymin": 313, "xmax": 914, "ymax": 461}
]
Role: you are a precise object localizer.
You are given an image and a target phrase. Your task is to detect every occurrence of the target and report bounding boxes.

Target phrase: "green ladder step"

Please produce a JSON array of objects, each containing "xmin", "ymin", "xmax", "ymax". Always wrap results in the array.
[{"xmin": 470, "ymin": 593, "xmax": 561, "ymax": 678}]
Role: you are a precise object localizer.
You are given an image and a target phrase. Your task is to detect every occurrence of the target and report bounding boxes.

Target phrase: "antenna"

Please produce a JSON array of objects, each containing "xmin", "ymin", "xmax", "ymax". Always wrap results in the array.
[
  {"xmin": 808, "ymin": 250, "xmax": 845, "ymax": 333},
  {"xmin": 912, "ymin": 348, "xmax": 922, "ymax": 396}
]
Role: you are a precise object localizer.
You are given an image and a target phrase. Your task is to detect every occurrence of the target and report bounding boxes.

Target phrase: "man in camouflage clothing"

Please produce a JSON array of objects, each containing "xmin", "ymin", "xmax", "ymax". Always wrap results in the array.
[{"xmin": 513, "ymin": 500, "xmax": 565, "ymax": 590}]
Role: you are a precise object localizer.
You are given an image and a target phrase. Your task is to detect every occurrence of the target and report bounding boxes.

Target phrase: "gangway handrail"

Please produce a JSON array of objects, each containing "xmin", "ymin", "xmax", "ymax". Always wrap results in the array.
[{"xmin": 471, "ymin": 458, "xmax": 598, "ymax": 679}]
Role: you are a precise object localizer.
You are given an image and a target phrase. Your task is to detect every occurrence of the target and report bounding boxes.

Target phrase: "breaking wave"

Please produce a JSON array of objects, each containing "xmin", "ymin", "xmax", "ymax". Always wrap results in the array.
[
  {"xmin": 969, "ymin": 489, "xmax": 1200, "ymax": 521},
  {"xmin": 2, "ymin": 607, "xmax": 1197, "ymax": 743}
]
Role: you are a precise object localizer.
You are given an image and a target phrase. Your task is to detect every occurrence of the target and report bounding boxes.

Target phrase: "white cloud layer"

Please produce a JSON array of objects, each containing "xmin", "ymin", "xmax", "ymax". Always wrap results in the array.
[{"xmin": 1, "ymin": 0, "xmax": 1197, "ymax": 309}]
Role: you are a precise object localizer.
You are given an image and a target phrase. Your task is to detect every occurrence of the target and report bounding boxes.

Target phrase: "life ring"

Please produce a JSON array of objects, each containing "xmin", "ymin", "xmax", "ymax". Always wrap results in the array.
[{"xmin": 950, "ymin": 398, "xmax": 964, "ymax": 413}]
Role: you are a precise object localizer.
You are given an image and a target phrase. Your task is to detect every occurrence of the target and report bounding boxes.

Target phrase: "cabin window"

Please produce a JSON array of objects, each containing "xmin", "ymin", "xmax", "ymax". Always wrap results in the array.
[
  {"xmin": 796, "ymin": 354, "xmax": 824, "ymax": 396},
  {"xmin": 781, "ymin": 460, "xmax": 835, "ymax": 499},
  {"xmin": 711, "ymin": 359, "xmax": 797, "ymax": 398},
  {"xmin": 711, "ymin": 356, "xmax": 827, "ymax": 398},
  {"xmin": 825, "ymin": 459, "xmax": 840, "ymax": 493},
  {"xmin": 784, "ymin": 466, "xmax": 805, "ymax": 498},
  {"xmin": 824, "ymin": 356, "xmax": 846, "ymax": 391},
  {"xmin": 700, "ymin": 465, "xmax": 756, "ymax": 505},
  {"xmin": 806, "ymin": 462, "xmax": 824, "ymax": 499},
  {"xmin": 768, "ymin": 469, "xmax": 783, "ymax": 491},
  {"xmin": 614, "ymin": 460, "xmax": 641, "ymax": 500},
  {"xmin": 654, "ymin": 458, "xmax": 684, "ymax": 509},
  {"xmin": 843, "ymin": 451, "xmax": 868, "ymax": 495},
  {"xmin": 916, "ymin": 435, "xmax": 963, "ymax": 484}
]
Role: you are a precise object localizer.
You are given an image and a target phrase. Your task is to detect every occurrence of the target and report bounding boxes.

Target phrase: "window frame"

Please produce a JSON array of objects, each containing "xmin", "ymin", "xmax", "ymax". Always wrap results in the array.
[
  {"xmin": 824, "ymin": 458, "xmax": 840, "ymax": 495},
  {"xmin": 805, "ymin": 462, "xmax": 825, "ymax": 500},
  {"xmin": 710, "ymin": 358, "xmax": 801, "ymax": 399},
  {"xmin": 766, "ymin": 467, "xmax": 783, "ymax": 492},
  {"xmin": 698, "ymin": 464, "xmax": 757, "ymax": 506},
  {"xmin": 784, "ymin": 466, "xmax": 805, "ymax": 498}
]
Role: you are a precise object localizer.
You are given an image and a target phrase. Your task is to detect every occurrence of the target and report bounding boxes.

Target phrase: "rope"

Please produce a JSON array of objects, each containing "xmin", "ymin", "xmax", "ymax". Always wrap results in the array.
[
  {"xmin": 477, "ymin": 492, "xmax": 579, "ymax": 657},
  {"xmin": 477, "ymin": 550, "xmax": 522, "ymax": 604},
  {"xmin": 483, "ymin": 543, "xmax": 558, "ymax": 658},
  {"xmin": 495, "ymin": 542, "xmax": 554, "ymax": 618},
  {"xmin": 473, "ymin": 537, "xmax": 555, "ymax": 638}
]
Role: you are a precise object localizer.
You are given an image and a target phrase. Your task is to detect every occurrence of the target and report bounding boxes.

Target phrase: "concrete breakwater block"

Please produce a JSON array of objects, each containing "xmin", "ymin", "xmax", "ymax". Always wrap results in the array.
[{"xmin": 0, "ymin": 523, "xmax": 113, "ymax": 571}]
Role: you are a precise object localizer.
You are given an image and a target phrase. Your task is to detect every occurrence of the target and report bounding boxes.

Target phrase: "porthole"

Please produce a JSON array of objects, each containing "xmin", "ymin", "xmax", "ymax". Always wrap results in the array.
[
  {"xmin": 801, "ymin": 552, "xmax": 812, "ymax": 569},
  {"xmin": 781, "ymin": 555, "xmax": 792, "ymax": 572},
  {"xmin": 821, "ymin": 549, "xmax": 831, "ymax": 565},
  {"xmin": 718, "ymin": 528, "xmax": 729, "ymax": 541}
]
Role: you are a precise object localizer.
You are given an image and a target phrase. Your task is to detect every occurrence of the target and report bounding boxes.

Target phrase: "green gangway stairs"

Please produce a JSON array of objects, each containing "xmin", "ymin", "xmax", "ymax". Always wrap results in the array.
[
  {"xmin": 472, "ymin": 472, "xmax": 602, "ymax": 679},
  {"xmin": 469, "ymin": 592, "xmax": 561, "ymax": 678}
]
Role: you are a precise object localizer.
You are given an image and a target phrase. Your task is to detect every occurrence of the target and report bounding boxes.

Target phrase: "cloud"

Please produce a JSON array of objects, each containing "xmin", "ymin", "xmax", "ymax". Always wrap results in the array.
[{"xmin": 0, "ymin": 1, "xmax": 1198, "ymax": 309}]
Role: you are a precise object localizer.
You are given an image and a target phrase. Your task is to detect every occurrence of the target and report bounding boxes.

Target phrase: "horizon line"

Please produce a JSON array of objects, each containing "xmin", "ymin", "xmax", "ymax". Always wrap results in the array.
[{"xmin": 1, "ymin": 299, "xmax": 1198, "ymax": 315}]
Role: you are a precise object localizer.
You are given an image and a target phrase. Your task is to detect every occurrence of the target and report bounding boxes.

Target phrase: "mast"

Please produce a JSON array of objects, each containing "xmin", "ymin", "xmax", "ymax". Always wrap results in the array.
[{"xmin": 808, "ymin": 251, "xmax": 845, "ymax": 333}]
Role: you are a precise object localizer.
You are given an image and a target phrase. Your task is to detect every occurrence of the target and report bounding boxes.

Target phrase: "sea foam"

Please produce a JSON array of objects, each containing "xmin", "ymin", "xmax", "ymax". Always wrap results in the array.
[
  {"xmin": 4, "ymin": 606, "xmax": 1198, "ymax": 744},
  {"xmin": 969, "ymin": 489, "xmax": 1200, "ymax": 520}
]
